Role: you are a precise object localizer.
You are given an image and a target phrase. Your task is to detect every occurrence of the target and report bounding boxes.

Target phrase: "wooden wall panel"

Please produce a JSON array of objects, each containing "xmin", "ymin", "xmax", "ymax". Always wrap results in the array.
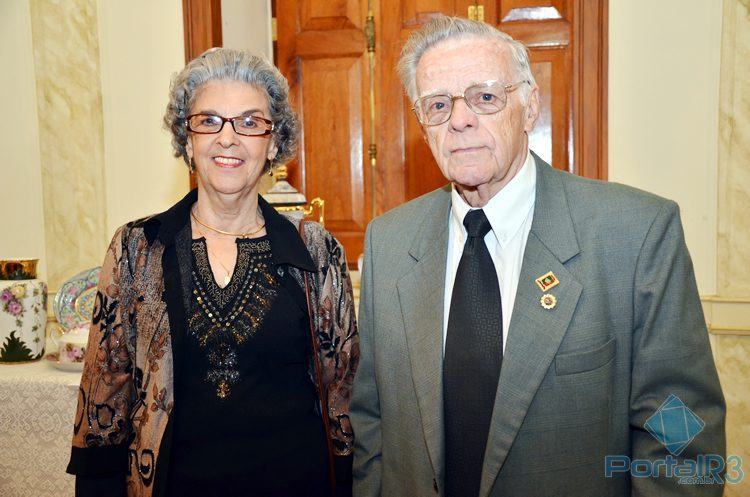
[
  {"xmin": 182, "ymin": 0, "xmax": 222, "ymax": 61},
  {"xmin": 575, "ymin": 0, "xmax": 608, "ymax": 179}
]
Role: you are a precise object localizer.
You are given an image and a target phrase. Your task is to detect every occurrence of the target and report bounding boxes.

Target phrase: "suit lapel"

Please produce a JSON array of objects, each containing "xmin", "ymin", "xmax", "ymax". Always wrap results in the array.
[
  {"xmin": 479, "ymin": 155, "xmax": 583, "ymax": 497},
  {"xmin": 396, "ymin": 188, "xmax": 451, "ymax": 485}
]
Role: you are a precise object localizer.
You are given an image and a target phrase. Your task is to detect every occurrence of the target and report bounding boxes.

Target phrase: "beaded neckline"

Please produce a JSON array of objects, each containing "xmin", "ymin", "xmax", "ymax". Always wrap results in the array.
[{"xmin": 188, "ymin": 237, "xmax": 278, "ymax": 399}]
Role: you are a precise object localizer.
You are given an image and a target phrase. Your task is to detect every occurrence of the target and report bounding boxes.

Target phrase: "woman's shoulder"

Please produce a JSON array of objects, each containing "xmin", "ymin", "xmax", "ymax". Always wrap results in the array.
[
  {"xmin": 303, "ymin": 219, "xmax": 334, "ymax": 243},
  {"xmin": 105, "ymin": 214, "xmax": 160, "ymax": 255},
  {"xmin": 281, "ymin": 214, "xmax": 345, "ymax": 263}
]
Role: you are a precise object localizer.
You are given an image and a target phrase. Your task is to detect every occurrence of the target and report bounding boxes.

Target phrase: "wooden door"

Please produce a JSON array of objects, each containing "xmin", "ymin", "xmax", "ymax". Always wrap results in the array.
[{"xmin": 276, "ymin": 0, "xmax": 372, "ymax": 264}]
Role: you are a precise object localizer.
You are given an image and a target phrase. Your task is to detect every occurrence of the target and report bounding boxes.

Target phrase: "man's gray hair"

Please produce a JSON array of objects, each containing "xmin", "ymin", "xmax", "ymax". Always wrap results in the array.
[
  {"xmin": 164, "ymin": 48, "xmax": 298, "ymax": 169},
  {"xmin": 397, "ymin": 16, "xmax": 536, "ymax": 104}
]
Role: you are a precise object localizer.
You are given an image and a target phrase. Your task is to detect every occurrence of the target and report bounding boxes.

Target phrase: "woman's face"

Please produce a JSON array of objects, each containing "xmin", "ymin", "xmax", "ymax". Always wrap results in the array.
[{"xmin": 186, "ymin": 79, "xmax": 278, "ymax": 197}]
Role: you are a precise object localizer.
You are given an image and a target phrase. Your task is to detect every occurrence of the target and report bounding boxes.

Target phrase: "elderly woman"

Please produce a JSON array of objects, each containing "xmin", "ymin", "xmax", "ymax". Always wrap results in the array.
[{"xmin": 66, "ymin": 48, "xmax": 358, "ymax": 497}]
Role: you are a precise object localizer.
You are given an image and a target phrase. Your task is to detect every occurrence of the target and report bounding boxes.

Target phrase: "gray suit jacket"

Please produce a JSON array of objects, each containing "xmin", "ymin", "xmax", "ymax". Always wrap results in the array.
[{"xmin": 351, "ymin": 154, "xmax": 725, "ymax": 497}]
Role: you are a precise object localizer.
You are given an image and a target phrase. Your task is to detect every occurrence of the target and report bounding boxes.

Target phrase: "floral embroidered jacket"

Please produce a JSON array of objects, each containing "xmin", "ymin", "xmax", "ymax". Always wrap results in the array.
[{"xmin": 67, "ymin": 190, "xmax": 359, "ymax": 497}]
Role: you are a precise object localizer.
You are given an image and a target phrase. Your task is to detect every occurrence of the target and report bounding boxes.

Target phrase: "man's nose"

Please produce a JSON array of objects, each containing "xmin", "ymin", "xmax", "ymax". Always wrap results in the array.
[{"xmin": 448, "ymin": 97, "xmax": 477, "ymax": 131}]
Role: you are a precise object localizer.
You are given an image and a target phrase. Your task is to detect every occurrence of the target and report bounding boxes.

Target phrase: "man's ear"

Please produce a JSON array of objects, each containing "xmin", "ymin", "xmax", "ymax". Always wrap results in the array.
[{"xmin": 523, "ymin": 84, "xmax": 540, "ymax": 133}]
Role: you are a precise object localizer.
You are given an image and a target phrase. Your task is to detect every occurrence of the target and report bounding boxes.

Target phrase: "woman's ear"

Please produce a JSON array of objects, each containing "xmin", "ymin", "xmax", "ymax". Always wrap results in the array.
[
  {"xmin": 186, "ymin": 135, "xmax": 194, "ymax": 161},
  {"xmin": 267, "ymin": 139, "xmax": 279, "ymax": 162}
]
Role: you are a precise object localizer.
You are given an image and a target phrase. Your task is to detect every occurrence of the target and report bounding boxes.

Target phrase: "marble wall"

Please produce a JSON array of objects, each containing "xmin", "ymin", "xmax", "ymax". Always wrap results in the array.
[
  {"xmin": 711, "ymin": 1, "xmax": 750, "ymax": 495},
  {"xmin": 717, "ymin": 0, "xmax": 750, "ymax": 298},
  {"xmin": 28, "ymin": 0, "xmax": 108, "ymax": 291},
  {"xmin": 711, "ymin": 331, "xmax": 750, "ymax": 496}
]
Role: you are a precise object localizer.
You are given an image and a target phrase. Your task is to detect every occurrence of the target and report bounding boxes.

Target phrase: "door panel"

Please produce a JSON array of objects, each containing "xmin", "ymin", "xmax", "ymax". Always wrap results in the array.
[
  {"xmin": 277, "ymin": 0, "xmax": 371, "ymax": 263},
  {"xmin": 402, "ymin": 0, "xmax": 463, "ymax": 26},
  {"xmin": 495, "ymin": 0, "xmax": 568, "ymax": 22},
  {"xmin": 301, "ymin": 0, "xmax": 362, "ymax": 29},
  {"xmin": 528, "ymin": 48, "xmax": 571, "ymax": 170},
  {"xmin": 300, "ymin": 57, "xmax": 367, "ymax": 235}
]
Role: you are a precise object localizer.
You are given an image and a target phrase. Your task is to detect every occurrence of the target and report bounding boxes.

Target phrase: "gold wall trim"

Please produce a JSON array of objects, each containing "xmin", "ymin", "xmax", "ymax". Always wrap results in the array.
[
  {"xmin": 701, "ymin": 295, "xmax": 750, "ymax": 304},
  {"xmin": 708, "ymin": 325, "xmax": 750, "ymax": 336},
  {"xmin": 701, "ymin": 296, "xmax": 750, "ymax": 336},
  {"xmin": 365, "ymin": 0, "xmax": 377, "ymax": 217}
]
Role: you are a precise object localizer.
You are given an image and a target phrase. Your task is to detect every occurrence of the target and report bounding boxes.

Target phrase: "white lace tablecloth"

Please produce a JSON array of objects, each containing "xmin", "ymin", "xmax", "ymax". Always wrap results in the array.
[{"xmin": 0, "ymin": 360, "xmax": 81, "ymax": 496}]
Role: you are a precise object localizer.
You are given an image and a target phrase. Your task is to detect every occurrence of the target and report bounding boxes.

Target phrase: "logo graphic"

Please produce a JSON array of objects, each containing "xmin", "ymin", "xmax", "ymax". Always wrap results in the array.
[
  {"xmin": 644, "ymin": 394, "xmax": 705, "ymax": 456},
  {"xmin": 605, "ymin": 393, "xmax": 744, "ymax": 485}
]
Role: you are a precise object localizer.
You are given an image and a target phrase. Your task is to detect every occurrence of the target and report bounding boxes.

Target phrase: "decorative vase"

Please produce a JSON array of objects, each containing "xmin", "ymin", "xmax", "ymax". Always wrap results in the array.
[{"xmin": 0, "ymin": 279, "xmax": 47, "ymax": 363}]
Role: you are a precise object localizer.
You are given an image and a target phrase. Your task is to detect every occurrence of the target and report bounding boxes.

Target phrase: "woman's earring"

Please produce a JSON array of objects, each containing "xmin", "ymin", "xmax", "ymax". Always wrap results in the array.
[
  {"xmin": 189, "ymin": 158, "xmax": 196, "ymax": 173},
  {"xmin": 267, "ymin": 162, "xmax": 274, "ymax": 176}
]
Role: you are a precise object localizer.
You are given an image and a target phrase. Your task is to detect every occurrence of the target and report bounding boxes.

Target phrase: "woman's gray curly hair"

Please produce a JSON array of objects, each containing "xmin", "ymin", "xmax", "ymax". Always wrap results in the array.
[{"xmin": 164, "ymin": 48, "xmax": 298, "ymax": 170}]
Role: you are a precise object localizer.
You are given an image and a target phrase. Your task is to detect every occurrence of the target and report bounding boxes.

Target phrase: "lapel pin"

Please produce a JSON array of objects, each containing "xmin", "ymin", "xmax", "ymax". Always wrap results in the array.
[
  {"xmin": 535, "ymin": 271, "xmax": 559, "ymax": 292},
  {"xmin": 540, "ymin": 293, "xmax": 557, "ymax": 310}
]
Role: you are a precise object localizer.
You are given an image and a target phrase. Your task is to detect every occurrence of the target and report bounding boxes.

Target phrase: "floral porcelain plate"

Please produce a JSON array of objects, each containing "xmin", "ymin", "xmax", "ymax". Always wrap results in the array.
[{"xmin": 53, "ymin": 267, "xmax": 101, "ymax": 331}]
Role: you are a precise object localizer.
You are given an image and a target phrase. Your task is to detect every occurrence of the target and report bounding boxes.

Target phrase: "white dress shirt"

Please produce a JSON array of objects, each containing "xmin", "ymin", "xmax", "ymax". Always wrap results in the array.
[{"xmin": 443, "ymin": 150, "xmax": 537, "ymax": 353}]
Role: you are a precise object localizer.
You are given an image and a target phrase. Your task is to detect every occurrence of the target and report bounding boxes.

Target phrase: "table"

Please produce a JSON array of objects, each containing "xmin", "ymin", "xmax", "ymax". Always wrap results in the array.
[{"xmin": 0, "ymin": 360, "xmax": 81, "ymax": 496}]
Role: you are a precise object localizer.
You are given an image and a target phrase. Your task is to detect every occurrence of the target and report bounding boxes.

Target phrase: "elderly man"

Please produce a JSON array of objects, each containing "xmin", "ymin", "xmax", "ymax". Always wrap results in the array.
[{"xmin": 350, "ymin": 16, "xmax": 725, "ymax": 497}]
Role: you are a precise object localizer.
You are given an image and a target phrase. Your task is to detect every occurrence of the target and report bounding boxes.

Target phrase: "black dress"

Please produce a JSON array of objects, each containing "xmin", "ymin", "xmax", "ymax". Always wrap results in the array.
[{"xmin": 165, "ymin": 236, "xmax": 330, "ymax": 497}]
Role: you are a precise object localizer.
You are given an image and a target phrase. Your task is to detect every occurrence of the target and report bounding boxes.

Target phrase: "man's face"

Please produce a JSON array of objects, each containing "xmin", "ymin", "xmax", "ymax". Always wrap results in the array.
[{"xmin": 415, "ymin": 37, "xmax": 539, "ymax": 201}]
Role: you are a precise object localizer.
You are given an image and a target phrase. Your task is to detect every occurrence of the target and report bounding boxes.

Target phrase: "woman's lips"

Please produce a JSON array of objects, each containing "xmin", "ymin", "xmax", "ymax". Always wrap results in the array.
[{"xmin": 213, "ymin": 156, "xmax": 244, "ymax": 168}]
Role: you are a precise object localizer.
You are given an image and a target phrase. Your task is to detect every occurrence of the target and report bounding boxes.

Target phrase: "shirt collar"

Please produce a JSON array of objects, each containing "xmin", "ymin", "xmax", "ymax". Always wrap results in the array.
[
  {"xmin": 450, "ymin": 149, "xmax": 537, "ymax": 247},
  {"xmin": 143, "ymin": 188, "xmax": 316, "ymax": 272}
]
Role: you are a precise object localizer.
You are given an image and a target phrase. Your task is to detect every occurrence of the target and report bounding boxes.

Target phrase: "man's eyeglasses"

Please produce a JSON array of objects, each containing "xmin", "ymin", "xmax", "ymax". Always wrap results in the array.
[
  {"xmin": 413, "ymin": 80, "xmax": 529, "ymax": 126},
  {"xmin": 185, "ymin": 114, "xmax": 275, "ymax": 137}
]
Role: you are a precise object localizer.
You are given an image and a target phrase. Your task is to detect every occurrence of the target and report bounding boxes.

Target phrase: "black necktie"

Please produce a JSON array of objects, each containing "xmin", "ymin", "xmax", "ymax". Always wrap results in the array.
[{"xmin": 443, "ymin": 208, "xmax": 503, "ymax": 497}]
